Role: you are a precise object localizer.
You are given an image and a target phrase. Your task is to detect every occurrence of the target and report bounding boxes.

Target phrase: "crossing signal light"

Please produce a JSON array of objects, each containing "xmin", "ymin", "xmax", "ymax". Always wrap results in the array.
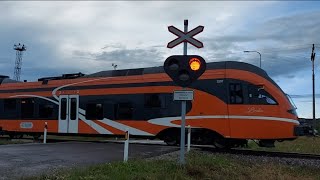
[
  {"xmin": 164, "ymin": 55, "xmax": 206, "ymax": 87},
  {"xmin": 189, "ymin": 58, "xmax": 201, "ymax": 71}
]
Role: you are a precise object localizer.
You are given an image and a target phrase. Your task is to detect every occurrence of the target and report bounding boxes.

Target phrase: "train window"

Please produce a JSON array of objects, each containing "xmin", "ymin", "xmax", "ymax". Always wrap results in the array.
[
  {"xmin": 21, "ymin": 98, "xmax": 35, "ymax": 119},
  {"xmin": 248, "ymin": 85, "xmax": 277, "ymax": 105},
  {"xmin": 259, "ymin": 93, "xmax": 277, "ymax": 105},
  {"xmin": 256, "ymin": 89, "xmax": 277, "ymax": 105},
  {"xmin": 70, "ymin": 98, "xmax": 77, "ymax": 120},
  {"xmin": 61, "ymin": 98, "xmax": 67, "ymax": 120},
  {"xmin": 144, "ymin": 94, "xmax": 166, "ymax": 108},
  {"xmin": 86, "ymin": 103, "xmax": 104, "ymax": 120},
  {"xmin": 116, "ymin": 103, "xmax": 133, "ymax": 120},
  {"xmin": 39, "ymin": 104, "xmax": 54, "ymax": 118},
  {"xmin": 4, "ymin": 99, "xmax": 17, "ymax": 111},
  {"xmin": 229, "ymin": 83, "xmax": 243, "ymax": 104}
]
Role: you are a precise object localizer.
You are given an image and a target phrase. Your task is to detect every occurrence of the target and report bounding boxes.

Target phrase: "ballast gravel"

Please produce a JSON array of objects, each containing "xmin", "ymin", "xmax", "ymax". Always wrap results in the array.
[{"xmin": 147, "ymin": 149, "xmax": 320, "ymax": 169}]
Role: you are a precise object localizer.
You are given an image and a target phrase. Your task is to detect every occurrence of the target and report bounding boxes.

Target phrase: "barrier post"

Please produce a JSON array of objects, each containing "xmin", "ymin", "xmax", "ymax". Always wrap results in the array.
[
  {"xmin": 187, "ymin": 125, "xmax": 191, "ymax": 152},
  {"xmin": 43, "ymin": 122, "xmax": 48, "ymax": 144},
  {"xmin": 123, "ymin": 129, "xmax": 129, "ymax": 162}
]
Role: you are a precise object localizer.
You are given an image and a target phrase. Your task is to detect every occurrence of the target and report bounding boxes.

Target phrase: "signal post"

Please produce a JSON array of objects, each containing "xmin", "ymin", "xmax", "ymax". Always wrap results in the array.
[{"xmin": 164, "ymin": 20, "xmax": 206, "ymax": 165}]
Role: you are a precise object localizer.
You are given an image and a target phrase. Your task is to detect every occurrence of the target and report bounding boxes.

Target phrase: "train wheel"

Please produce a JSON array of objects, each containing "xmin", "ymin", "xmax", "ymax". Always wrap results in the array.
[
  {"xmin": 17, "ymin": 134, "xmax": 23, "ymax": 139},
  {"xmin": 213, "ymin": 137, "xmax": 229, "ymax": 149},
  {"xmin": 163, "ymin": 135, "xmax": 179, "ymax": 146},
  {"xmin": 32, "ymin": 134, "xmax": 41, "ymax": 140},
  {"xmin": 159, "ymin": 128, "xmax": 180, "ymax": 146},
  {"xmin": 9, "ymin": 133, "xmax": 15, "ymax": 139},
  {"xmin": 8, "ymin": 133, "xmax": 23, "ymax": 139}
]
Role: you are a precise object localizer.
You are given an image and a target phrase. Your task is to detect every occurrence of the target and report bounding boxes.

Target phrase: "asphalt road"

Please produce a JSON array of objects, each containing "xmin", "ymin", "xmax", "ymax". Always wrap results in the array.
[{"xmin": 0, "ymin": 141, "xmax": 178, "ymax": 180}]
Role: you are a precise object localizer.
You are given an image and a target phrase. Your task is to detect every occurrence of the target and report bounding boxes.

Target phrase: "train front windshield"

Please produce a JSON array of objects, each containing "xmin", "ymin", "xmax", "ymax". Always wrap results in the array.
[{"xmin": 286, "ymin": 94, "xmax": 298, "ymax": 116}]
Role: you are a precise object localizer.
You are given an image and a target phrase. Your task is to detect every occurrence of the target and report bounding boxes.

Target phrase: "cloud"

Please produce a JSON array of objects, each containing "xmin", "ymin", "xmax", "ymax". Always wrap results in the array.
[
  {"xmin": 1, "ymin": 1, "xmax": 320, "ymax": 117},
  {"xmin": 250, "ymin": 12, "xmax": 320, "ymax": 77},
  {"xmin": 197, "ymin": 10, "xmax": 320, "ymax": 78},
  {"xmin": 0, "ymin": 2, "xmax": 318, "ymax": 82},
  {"xmin": 61, "ymin": 46, "xmax": 165, "ymax": 78},
  {"xmin": 256, "ymin": 11, "xmax": 320, "ymax": 43}
]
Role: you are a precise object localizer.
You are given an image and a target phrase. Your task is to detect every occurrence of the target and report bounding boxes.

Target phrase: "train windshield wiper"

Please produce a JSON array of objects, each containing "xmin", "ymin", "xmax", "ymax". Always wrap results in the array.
[{"xmin": 286, "ymin": 94, "xmax": 297, "ymax": 110}]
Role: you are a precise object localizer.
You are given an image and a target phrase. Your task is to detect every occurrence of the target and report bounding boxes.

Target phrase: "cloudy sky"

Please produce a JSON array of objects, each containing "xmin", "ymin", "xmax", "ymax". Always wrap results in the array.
[{"xmin": 0, "ymin": 1, "xmax": 319, "ymax": 118}]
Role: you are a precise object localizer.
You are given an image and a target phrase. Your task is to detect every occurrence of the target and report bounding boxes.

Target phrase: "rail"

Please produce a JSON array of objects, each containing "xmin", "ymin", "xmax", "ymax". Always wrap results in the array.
[{"xmin": 198, "ymin": 146, "xmax": 320, "ymax": 160}]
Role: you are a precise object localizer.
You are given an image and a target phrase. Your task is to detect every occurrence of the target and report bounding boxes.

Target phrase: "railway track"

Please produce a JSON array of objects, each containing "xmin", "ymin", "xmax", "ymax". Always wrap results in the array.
[
  {"xmin": 198, "ymin": 146, "xmax": 320, "ymax": 160},
  {"xmin": 2, "ymin": 136, "xmax": 320, "ymax": 161}
]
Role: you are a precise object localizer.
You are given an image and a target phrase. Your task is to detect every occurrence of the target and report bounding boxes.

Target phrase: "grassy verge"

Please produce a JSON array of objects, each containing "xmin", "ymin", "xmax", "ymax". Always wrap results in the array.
[
  {"xmin": 247, "ymin": 136, "xmax": 320, "ymax": 154},
  {"xmin": 29, "ymin": 151, "xmax": 320, "ymax": 180}
]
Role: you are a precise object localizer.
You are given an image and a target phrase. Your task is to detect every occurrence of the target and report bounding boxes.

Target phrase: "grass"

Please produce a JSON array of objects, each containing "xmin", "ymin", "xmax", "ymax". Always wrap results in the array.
[
  {"xmin": 28, "ymin": 151, "xmax": 320, "ymax": 180},
  {"xmin": 246, "ymin": 136, "xmax": 320, "ymax": 154}
]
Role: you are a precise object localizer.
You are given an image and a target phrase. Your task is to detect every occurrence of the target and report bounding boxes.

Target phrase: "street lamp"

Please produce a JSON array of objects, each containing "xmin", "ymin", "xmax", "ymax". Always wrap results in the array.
[{"xmin": 244, "ymin": 50, "xmax": 262, "ymax": 68}]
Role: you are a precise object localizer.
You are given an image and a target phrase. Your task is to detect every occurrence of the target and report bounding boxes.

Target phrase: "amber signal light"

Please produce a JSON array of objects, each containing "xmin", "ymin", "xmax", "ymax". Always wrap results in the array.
[{"xmin": 189, "ymin": 58, "xmax": 201, "ymax": 71}]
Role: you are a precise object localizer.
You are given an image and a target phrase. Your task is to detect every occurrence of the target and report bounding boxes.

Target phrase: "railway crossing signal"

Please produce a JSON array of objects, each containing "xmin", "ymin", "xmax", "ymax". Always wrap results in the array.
[
  {"xmin": 164, "ymin": 55, "xmax": 206, "ymax": 87},
  {"xmin": 165, "ymin": 20, "xmax": 205, "ymax": 165}
]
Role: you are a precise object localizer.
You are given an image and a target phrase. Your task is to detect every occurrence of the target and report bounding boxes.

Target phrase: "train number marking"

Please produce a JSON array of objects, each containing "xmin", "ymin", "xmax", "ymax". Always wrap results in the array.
[
  {"xmin": 217, "ymin": 80, "xmax": 224, "ymax": 83},
  {"xmin": 20, "ymin": 122, "xmax": 33, "ymax": 129}
]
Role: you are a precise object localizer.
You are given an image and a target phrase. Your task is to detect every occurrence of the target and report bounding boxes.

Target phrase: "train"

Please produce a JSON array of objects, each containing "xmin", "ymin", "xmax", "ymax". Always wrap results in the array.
[{"xmin": 0, "ymin": 61, "xmax": 308, "ymax": 148}]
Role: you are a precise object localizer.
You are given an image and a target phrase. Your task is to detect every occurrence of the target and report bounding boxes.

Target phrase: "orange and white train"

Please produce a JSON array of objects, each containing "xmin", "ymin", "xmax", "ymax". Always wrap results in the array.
[{"xmin": 0, "ymin": 61, "xmax": 305, "ymax": 147}]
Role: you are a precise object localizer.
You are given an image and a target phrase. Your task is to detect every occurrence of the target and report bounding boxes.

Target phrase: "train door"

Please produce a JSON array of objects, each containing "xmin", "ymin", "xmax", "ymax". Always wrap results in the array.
[
  {"xmin": 227, "ymin": 81, "xmax": 246, "ymax": 138},
  {"xmin": 58, "ymin": 95, "xmax": 79, "ymax": 133}
]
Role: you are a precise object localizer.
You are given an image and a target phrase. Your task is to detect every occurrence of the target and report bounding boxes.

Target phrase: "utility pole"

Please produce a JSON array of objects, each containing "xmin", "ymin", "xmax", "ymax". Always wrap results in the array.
[
  {"xmin": 13, "ymin": 43, "xmax": 26, "ymax": 81},
  {"xmin": 311, "ymin": 44, "xmax": 316, "ymax": 131}
]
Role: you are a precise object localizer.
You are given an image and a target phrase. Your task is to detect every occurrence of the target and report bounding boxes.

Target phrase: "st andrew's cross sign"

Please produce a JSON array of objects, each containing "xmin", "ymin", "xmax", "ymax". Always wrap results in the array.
[{"xmin": 167, "ymin": 25, "xmax": 204, "ymax": 48}]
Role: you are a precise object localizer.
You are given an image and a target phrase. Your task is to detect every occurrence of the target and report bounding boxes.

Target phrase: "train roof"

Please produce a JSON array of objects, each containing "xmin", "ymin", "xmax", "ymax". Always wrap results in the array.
[
  {"xmin": 0, "ymin": 61, "xmax": 269, "ymax": 85},
  {"xmin": 83, "ymin": 61, "xmax": 280, "ymax": 92},
  {"xmin": 84, "ymin": 61, "xmax": 269, "ymax": 79},
  {"xmin": 30, "ymin": 61, "xmax": 269, "ymax": 82},
  {"xmin": 0, "ymin": 75, "xmax": 20, "ymax": 85}
]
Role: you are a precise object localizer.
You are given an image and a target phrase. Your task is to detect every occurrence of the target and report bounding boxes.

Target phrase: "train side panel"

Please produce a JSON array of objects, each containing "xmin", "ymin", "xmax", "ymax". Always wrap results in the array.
[{"xmin": 226, "ymin": 69, "xmax": 298, "ymax": 139}]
